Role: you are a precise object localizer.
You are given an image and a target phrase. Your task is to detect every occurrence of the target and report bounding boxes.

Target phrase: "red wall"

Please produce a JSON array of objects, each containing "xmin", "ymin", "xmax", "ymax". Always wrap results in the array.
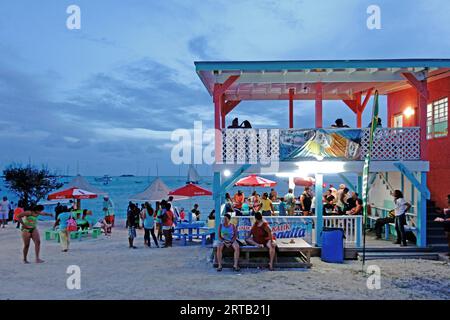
[{"xmin": 387, "ymin": 76, "xmax": 450, "ymax": 209}]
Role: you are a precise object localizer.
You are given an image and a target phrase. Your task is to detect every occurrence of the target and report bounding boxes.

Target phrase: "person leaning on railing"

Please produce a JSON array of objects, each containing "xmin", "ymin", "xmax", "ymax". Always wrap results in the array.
[
  {"xmin": 392, "ymin": 190, "xmax": 412, "ymax": 247},
  {"xmin": 434, "ymin": 194, "xmax": 450, "ymax": 256}
]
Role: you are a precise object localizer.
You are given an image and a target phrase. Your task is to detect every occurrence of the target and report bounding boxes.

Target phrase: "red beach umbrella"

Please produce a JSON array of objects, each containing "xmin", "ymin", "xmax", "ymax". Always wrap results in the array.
[
  {"xmin": 48, "ymin": 187, "xmax": 98, "ymax": 200},
  {"xmin": 168, "ymin": 183, "xmax": 212, "ymax": 197},
  {"xmin": 235, "ymin": 174, "xmax": 277, "ymax": 187}
]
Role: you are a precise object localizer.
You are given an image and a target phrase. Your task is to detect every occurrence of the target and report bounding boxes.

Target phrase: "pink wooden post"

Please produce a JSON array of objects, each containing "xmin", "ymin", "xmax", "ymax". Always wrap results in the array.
[
  {"xmin": 401, "ymin": 73, "xmax": 429, "ymax": 160},
  {"xmin": 213, "ymin": 84, "xmax": 222, "ymax": 162},
  {"xmin": 315, "ymin": 83, "xmax": 323, "ymax": 128},
  {"xmin": 289, "ymin": 88, "xmax": 294, "ymax": 128}
]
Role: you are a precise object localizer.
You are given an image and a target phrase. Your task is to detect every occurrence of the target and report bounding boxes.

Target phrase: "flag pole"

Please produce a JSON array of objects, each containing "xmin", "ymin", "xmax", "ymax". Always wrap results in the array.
[{"xmin": 362, "ymin": 90, "xmax": 379, "ymax": 270}]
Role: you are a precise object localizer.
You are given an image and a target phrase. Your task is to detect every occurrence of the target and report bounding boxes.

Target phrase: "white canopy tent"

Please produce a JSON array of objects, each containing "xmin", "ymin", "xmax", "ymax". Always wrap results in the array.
[{"xmin": 129, "ymin": 177, "xmax": 187, "ymax": 202}]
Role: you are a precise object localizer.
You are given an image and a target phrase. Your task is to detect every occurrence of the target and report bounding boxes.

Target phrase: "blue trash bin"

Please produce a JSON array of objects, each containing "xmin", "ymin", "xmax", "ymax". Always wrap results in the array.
[{"xmin": 321, "ymin": 227, "xmax": 345, "ymax": 263}]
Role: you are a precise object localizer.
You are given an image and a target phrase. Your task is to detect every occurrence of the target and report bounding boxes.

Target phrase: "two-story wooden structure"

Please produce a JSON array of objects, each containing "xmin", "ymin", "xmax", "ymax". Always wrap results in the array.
[{"xmin": 195, "ymin": 59, "xmax": 450, "ymax": 248}]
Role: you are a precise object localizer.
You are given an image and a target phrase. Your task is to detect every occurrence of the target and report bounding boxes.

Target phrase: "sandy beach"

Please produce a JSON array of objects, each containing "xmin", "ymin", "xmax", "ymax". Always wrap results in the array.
[{"xmin": 0, "ymin": 220, "xmax": 448, "ymax": 300}]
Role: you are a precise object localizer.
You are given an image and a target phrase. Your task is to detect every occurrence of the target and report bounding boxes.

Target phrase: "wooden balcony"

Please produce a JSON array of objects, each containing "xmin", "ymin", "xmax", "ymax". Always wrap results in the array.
[{"xmin": 220, "ymin": 127, "xmax": 421, "ymax": 164}]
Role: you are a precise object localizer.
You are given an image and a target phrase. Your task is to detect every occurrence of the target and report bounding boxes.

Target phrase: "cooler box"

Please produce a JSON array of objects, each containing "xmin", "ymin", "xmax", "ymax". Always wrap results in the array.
[{"xmin": 321, "ymin": 227, "xmax": 345, "ymax": 263}]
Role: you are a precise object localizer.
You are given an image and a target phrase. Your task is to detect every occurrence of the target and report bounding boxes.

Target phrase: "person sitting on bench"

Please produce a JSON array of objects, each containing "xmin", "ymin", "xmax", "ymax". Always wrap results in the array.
[
  {"xmin": 216, "ymin": 213, "xmax": 240, "ymax": 272},
  {"xmin": 374, "ymin": 209, "xmax": 395, "ymax": 240},
  {"xmin": 246, "ymin": 212, "xmax": 276, "ymax": 271}
]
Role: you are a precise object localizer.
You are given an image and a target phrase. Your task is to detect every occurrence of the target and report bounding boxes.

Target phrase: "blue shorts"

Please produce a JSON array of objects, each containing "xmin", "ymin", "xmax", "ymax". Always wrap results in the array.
[{"xmin": 128, "ymin": 226, "xmax": 136, "ymax": 239}]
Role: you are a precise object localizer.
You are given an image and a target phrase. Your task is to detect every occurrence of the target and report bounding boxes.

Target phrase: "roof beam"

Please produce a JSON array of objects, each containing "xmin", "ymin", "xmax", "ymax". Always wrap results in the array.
[
  {"xmin": 222, "ymin": 100, "xmax": 241, "ymax": 116},
  {"xmin": 216, "ymin": 75, "xmax": 240, "ymax": 96},
  {"xmin": 360, "ymin": 87, "xmax": 374, "ymax": 113},
  {"xmin": 214, "ymin": 71, "xmax": 408, "ymax": 84},
  {"xmin": 401, "ymin": 72, "xmax": 429, "ymax": 99}
]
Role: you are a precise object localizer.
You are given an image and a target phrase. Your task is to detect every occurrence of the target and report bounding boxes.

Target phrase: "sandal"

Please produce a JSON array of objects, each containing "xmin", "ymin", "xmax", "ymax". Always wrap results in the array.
[
  {"xmin": 268, "ymin": 264, "xmax": 274, "ymax": 271},
  {"xmin": 217, "ymin": 266, "xmax": 223, "ymax": 272},
  {"xmin": 233, "ymin": 266, "xmax": 240, "ymax": 272}
]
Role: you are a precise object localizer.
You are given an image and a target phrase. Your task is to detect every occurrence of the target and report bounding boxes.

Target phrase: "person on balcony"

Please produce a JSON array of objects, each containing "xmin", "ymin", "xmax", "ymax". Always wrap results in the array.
[
  {"xmin": 367, "ymin": 118, "xmax": 382, "ymax": 128},
  {"xmin": 331, "ymin": 118, "xmax": 350, "ymax": 128},
  {"xmin": 227, "ymin": 118, "xmax": 240, "ymax": 129},
  {"xmin": 246, "ymin": 212, "xmax": 276, "ymax": 271},
  {"xmin": 392, "ymin": 190, "xmax": 411, "ymax": 247}
]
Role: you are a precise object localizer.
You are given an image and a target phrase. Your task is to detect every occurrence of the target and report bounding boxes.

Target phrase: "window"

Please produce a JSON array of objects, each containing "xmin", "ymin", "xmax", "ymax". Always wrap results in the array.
[
  {"xmin": 427, "ymin": 97, "xmax": 448, "ymax": 139},
  {"xmin": 393, "ymin": 114, "xmax": 403, "ymax": 128}
]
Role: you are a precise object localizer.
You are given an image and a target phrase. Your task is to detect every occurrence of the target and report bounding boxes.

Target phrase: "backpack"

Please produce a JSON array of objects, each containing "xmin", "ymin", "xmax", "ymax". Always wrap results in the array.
[
  {"xmin": 159, "ymin": 210, "xmax": 168, "ymax": 224},
  {"xmin": 67, "ymin": 218, "xmax": 78, "ymax": 232}
]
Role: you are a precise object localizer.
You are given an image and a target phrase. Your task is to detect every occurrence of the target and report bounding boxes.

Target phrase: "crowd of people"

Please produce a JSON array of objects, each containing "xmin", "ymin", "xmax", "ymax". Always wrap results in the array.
[
  {"xmin": 222, "ymin": 184, "xmax": 362, "ymax": 218},
  {"xmin": 3, "ymin": 187, "xmax": 449, "ymax": 265}
]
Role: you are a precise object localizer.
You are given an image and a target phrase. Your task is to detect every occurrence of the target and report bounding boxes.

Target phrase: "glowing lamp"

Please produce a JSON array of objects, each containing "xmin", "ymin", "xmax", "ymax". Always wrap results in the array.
[
  {"xmin": 223, "ymin": 169, "xmax": 231, "ymax": 177},
  {"xmin": 403, "ymin": 107, "xmax": 415, "ymax": 118}
]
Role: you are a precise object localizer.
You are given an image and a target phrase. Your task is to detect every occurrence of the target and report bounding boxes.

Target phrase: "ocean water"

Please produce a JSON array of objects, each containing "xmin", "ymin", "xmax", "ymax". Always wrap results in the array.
[{"xmin": 0, "ymin": 174, "xmax": 355, "ymax": 221}]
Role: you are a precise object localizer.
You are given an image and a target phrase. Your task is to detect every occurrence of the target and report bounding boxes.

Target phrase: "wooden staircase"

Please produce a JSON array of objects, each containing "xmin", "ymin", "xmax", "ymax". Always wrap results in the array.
[
  {"xmin": 426, "ymin": 200, "xmax": 448, "ymax": 251},
  {"xmin": 356, "ymin": 247, "xmax": 440, "ymax": 260}
]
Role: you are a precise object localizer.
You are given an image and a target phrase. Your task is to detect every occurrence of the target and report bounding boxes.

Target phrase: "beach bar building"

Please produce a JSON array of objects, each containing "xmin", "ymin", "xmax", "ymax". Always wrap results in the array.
[{"xmin": 195, "ymin": 59, "xmax": 450, "ymax": 249}]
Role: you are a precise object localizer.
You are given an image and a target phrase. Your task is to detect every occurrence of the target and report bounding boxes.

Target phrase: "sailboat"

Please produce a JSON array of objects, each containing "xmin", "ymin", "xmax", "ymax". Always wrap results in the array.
[
  {"xmin": 186, "ymin": 164, "xmax": 201, "ymax": 184},
  {"xmin": 94, "ymin": 175, "xmax": 113, "ymax": 185}
]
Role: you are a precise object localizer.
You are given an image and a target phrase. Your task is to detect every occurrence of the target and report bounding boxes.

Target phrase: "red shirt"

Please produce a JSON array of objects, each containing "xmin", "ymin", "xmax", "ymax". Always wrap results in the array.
[
  {"xmin": 13, "ymin": 207, "xmax": 24, "ymax": 222},
  {"xmin": 251, "ymin": 222, "xmax": 272, "ymax": 244},
  {"xmin": 163, "ymin": 210, "xmax": 174, "ymax": 227}
]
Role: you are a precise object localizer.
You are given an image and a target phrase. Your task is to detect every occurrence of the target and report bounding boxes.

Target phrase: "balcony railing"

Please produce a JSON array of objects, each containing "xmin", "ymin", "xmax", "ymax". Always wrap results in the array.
[{"xmin": 221, "ymin": 127, "xmax": 421, "ymax": 163}]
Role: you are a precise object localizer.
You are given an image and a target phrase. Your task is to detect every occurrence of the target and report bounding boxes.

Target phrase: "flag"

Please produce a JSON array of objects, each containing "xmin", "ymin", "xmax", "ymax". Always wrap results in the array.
[
  {"xmin": 362, "ymin": 90, "xmax": 379, "ymax": 219},
  {"xmin": 361, "ymin": 90, "xmax": 379, "ymax": 267}
]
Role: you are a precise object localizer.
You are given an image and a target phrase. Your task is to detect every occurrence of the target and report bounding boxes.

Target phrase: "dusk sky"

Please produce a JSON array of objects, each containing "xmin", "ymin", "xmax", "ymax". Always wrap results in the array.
[{"xmin": 1, "ymin": 0, "xmax": 449, "ymax": 176}]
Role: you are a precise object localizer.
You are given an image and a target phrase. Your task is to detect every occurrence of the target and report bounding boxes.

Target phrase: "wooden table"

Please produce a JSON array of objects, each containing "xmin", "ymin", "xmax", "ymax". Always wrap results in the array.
[{"xmin": 276, "ymin": 238, "xmax": 312, "ymax": 267}]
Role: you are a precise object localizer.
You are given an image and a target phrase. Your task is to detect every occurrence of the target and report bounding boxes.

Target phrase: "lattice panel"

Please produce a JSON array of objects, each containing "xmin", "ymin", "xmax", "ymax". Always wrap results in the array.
[
  {"xmin": 359, "ymin": 128, "xmax": 420, "ymax": 160},
  {"xmin": 223, "ymin": 128, "xmax": 420, "ymax": 163},
  {"xmin": 221, "ymin": 129, "xmax": 280, "ymax": 164}
]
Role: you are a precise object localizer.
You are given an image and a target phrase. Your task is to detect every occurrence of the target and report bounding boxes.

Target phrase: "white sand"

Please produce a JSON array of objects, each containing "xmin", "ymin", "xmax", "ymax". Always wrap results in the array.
[{"xmin": 0, "ymin": 220, "xmax": 449, "ymax": 300}]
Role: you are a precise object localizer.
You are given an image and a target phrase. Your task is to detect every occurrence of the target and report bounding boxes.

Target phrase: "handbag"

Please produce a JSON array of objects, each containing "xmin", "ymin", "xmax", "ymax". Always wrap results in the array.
[{"xmin": 67, "ymin": 218, "xmax": 78, "ymax": 232}]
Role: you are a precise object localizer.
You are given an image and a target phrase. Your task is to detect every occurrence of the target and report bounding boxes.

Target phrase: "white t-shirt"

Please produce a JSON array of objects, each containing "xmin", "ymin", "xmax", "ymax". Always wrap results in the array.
[
  {"xmin": 0, "ymin": 200, "xmax": 10, "ymax": 214},
  {"xmin": 394, "ymin": 198, "xmax": 408, "ymax": 216}
]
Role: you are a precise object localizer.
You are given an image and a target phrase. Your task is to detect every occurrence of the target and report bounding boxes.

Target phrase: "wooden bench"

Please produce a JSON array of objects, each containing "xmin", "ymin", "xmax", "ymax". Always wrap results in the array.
[{"xmin": 213, "ymin": 238, "xmax": 312, "ymax": 268}]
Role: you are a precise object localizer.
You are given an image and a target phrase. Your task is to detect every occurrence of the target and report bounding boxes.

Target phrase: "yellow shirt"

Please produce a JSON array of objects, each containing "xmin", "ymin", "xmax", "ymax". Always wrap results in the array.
[{"xmin": 261, "ymin": 198, "xmax": 272, "ymax": 212}]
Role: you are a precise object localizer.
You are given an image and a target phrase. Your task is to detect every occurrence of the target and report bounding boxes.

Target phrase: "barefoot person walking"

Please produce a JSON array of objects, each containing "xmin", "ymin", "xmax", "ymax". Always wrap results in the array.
[{"xmin": 17, "ymin": 205, "xmax": 53, "ymax": 263}]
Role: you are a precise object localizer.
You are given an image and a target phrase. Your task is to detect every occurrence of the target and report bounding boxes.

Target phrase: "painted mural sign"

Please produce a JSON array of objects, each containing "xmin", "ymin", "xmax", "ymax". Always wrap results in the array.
[
  {"xmin": 279, "ymin": 128, "xmax": 362, "ymax": 161},
  {"xmin": 233, "ymin": 217, "xmax": 313, "ymax": 244}
]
